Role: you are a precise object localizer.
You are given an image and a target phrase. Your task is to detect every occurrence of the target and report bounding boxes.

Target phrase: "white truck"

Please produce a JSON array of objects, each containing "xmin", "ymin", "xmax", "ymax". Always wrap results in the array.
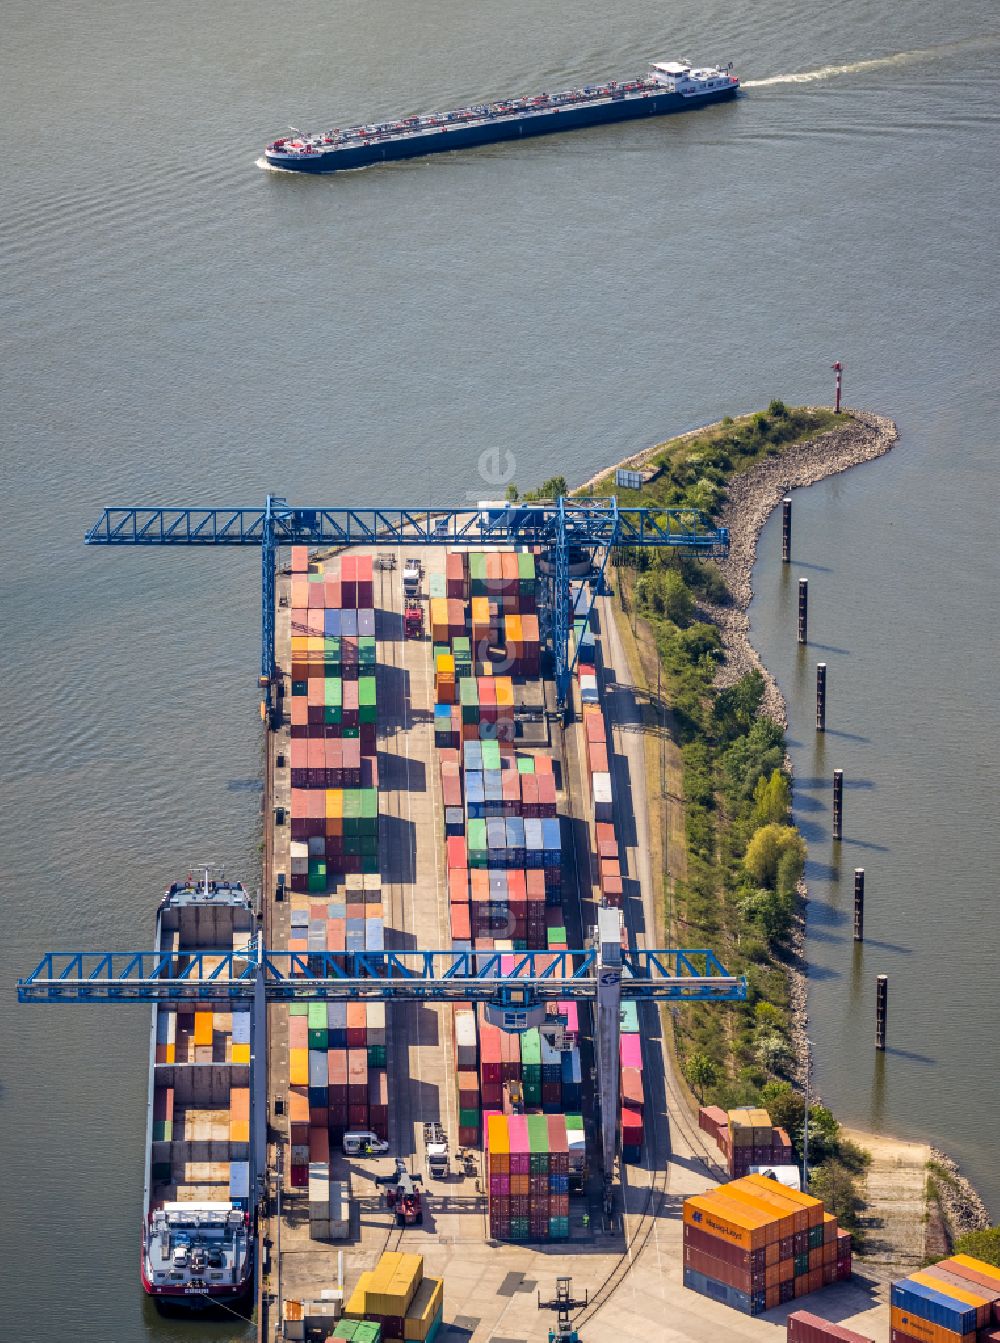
[
  {"xmin": 402, "ymin": 560, "xmax": 421, "ymax": 600},
  {"xmin": 422, "ymin": 1122, "xmax": 449, "ymax": 1179}
]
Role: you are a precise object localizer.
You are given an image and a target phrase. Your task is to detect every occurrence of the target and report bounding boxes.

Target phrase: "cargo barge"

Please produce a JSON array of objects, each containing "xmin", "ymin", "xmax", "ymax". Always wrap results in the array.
[
  {"xmin": 264, "ymin": 59, "xmax": 739, "ymax": 173},
  {"xmin": 142, "ymin": 875, "xmax": 256, "ymax": 1305}
]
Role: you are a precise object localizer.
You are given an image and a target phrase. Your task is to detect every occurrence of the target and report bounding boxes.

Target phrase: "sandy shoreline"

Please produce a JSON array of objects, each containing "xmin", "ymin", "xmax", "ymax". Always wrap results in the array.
[{"xmin": 582, "ymin": 408, "xmax": 992, "ymax": 1240}]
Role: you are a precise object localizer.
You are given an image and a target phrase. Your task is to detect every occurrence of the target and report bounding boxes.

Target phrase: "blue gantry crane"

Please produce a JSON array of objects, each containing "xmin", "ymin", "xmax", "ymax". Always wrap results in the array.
[
  {"xmin": 85, "ymin": 495, "xmax": 728, "ymax": 706},
  {"xmin": 18, "ymin": 907, "xmax": 746, "ymax": 1190}
]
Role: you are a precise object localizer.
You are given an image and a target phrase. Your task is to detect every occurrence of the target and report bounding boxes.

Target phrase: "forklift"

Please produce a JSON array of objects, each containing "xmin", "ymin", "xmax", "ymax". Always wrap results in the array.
[
  {"xmin": 538, "ymin": 1277, "xmax": 588, "ymax": 1343},
  {"xmin": 375, "ymin": 1158, "xmax": 424, "ymax": 1226}
]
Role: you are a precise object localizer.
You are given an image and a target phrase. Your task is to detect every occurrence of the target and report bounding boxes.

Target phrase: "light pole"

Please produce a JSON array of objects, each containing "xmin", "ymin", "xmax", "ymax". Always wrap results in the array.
[{"xmin": 802, "ymin": 1038, "xmax": 815, "ymax": 1194}]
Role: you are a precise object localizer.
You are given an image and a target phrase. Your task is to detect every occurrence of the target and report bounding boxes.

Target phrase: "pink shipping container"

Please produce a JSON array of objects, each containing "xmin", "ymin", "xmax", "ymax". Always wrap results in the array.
[{"xmin": 619, "ymin": 1034, "xmax": 643, "ymax": 1070}]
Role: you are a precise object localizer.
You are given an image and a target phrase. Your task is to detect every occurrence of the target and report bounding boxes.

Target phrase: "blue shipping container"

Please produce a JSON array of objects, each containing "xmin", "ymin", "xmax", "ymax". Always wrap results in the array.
[
  {"xmin": 891, "ymin": 1282, "xmax": 978, "ymax": 1336},
  {"xmin": 683, "ymin": 1266, "xmax": 766, "ymax": 1316}
]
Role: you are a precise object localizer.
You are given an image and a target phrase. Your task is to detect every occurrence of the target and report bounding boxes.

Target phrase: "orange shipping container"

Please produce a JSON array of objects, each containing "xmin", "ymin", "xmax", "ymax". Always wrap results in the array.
[
  {"xmin": 889, "ymin": 1308, "xmax": 976, "ymax": 1343},
  {"xmin": 720, "ymin": 1183, "xmax": 795, "ymax": 1241},
  {"xmin": 682, "ymin": 1191, "xmax": 772, "ymax": 1251}
]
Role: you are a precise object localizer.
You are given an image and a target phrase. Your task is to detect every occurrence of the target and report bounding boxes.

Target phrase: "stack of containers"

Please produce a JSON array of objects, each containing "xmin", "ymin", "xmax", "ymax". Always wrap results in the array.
[
  {"xmin": 787, "ymin": 1314, "xmax": 874, "ymax": 1343},
  {"xmin": 289, "ymin": 548, "xmax": 379, "ymax": 879},
  {"xmin": 452, "ymin": 1005, "xmax": 480, "ymax": 1147},
  {"xmin": 721, "ymin": 1108, "xmax": 795, "ymax": 1177},
  {"xmin": 619, "ymin": 1011, "xmax": 644, "ymax": 1163},
  {"xmin": 344, "ymin": 1253, "xmax": 443, "ymax": 1343},
  {"xmin": 486, "ymin": 1113, "xmax": 569, "ymax": 1241},
  {"xmin": 891, "ymin": 1254, "xmax": 1000, "ymax": 1343},
  {"xmin": 683, "ymin": 1175, "xmax": 849, "ymax": 1316}
]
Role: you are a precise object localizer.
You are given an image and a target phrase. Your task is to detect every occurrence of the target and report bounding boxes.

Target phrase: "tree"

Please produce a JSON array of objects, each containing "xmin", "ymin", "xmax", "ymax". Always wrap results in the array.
[
  {"xmin": 685, "ymin": 1052, "xmax": 718, "ymax": 1102},
  {"xmin": 752, "ymin": 769, "xmax": 792, "ymax": 827},
  {"xmin": 738, "ymin": 887, "xmax": 794, "ymax": 944},
  {"xmin": 505, "ymin": 482, "xmax": 519, "ymax": 502},
  {"xmin": 754, "ymin": 1029, "xmax": 793, "ymax": 1077},
  {"xmin": 810, "ymin": 1159, "xmax": 866, "ymax": 1234},
  {"xmin": 954, "ymin": 1226, "xmax": 1000, "ymax": 1268},
  {"xmin": 768, "ymin": 400, "xmax": 788, "ymax": 419},
  {"xmin": 743, "ymin": 824, "xmax": 806, "ymax": 889}
]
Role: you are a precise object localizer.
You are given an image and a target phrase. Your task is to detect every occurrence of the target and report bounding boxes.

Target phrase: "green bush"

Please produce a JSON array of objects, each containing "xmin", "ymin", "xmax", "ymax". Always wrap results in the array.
[
  {"xmin": 954, "ymin": 1226, "xmax": 1000, "ymax": 1268},
  {"xmin": 744, "ymin": 824, "xmax": 807, "ymax": 889}
]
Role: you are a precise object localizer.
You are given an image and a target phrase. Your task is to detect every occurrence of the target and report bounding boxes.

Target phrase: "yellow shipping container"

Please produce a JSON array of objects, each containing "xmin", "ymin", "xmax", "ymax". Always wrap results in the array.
[
  {"xmin": 506, "ymin": 613, "xmax": 523, "ymax": 642},
  {"xmin": 495, "ymin": 677, "xmax": 514, "ymax": 707},
  {"xmin": 194, "ymin": 1011, "xmax": 213, "ymax": 1046},
  {"xmin": 404, "ymin": 1277, "xmax": 444, "ymax": 1341},
  {"xmin": 344, "ymin": 1271, "xmax": 375, "ymax": 1318},
  {"xmin": 325, "ymin": 789, "xmax": 343, "ymax": 817},
  {"xmin": 232, "ymin": 1043, "xmax": 251, "ymax": 1065},
  {"xmin": 289, "ymin": 1048, "xmax": 309, "ymax": 1087},
  {"xmin": 487, "ymin": 1113, "xmax": 510, "ymax": 1156}
]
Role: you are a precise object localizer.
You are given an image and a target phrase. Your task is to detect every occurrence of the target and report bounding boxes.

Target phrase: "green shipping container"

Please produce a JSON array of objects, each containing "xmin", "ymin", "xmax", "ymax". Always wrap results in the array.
[
  {"xmin": 458, "ymin": 1108, "xmax": 480, "ymax": 1129},
  {"xmin": 794, "ymin": 1253, "xmax": 810, "ymax": 1277},
  {"xmin": 526, "ymin": 1113, "xmax": 549, "ymax": 1155},
  {"xmin": 565, "ymin": 1113, "xmax": 584, "ymax": 1131},
  {"xmin": 429, "ymin": 573, "xmax": 446, "ymax": 599},
  {"xmin": 807, "ymin": 1224, "xmax": 825, "ymax": 1251},
  {"xmin": 546, "ymin": 927, "xmax": 567, "ymax": 947},
  {"xmin": 367, "ymin": 1045, "xmax": 386, "ymax": 1068},
  {"xmin": 308, "ymin": 1029, "xmax": 328, "ymax": 1050},
  {"xmin": 481, "ymin": 740, "xmax": 501, "ymax": 771},
  {"xmin": 516, "ymin": 755, "xmax": 535, "ymax": 775},
  {"xmin": 620, "ymin": 1002, "xmax": 640, "ymax": 1034},
  {"xmin": 289, "ymin": 1003, "xmax": 308, "ymax": 1016},
  {"xmin": 358, "ymin": 676, "xmax": 377, "ymax": 723}
]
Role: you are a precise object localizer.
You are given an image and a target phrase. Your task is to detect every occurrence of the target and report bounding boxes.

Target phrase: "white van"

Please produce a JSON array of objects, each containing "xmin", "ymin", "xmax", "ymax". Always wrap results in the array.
[{"xmin": 342, "ymin": 1131, "xmax": 390, "ymax": 1157}]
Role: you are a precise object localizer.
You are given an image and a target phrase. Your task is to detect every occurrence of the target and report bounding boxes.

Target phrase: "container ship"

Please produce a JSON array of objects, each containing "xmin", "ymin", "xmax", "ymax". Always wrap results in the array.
[
  {"xmin": 141, "ymin": 874, "xmax": 256, "ymax": 1305},
  {"xmin": 264, "ymin": 59, "xmax": 739, "ymax": 173}
]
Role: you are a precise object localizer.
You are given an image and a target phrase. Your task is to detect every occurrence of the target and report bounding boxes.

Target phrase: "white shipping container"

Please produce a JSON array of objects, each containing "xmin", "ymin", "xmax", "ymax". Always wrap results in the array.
[
  {"xmin": 453, "ymin": 1007, "xmax": 478, "ymax": 1069},
  {"xmin": 365, "ymin": 1003, "xmax": 386, "ymax": 1046},
  {"xmin": 292, "ymin": 856, "xmax": 309, "ymax": 876},
  {"xmin": 592, "ymin": 771, "xmax": 613, "ymax": 822}
]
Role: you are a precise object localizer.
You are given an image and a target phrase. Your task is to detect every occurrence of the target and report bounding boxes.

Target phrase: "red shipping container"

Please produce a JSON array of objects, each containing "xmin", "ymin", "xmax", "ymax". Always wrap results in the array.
[
  {"xmin": 684, "ymin": 1223, "xmax": 765, "ymax": 1272},
  {"xmin": 308, "ymin": 1126, "xmax": 330, "ymax": 1163},
  {"xmin": 620, "ymin": 1067, "xmax": 644, "ymax": 1108},
  {"xmin": 290, "ymin": 1164, "xmax": 309, "ymax": 1188},
  {"xmin": 447, "ymin": 834, "xmax": 468, "ymax": 870},
  {"xmin": 346, "ymin": 1003, "xmax": 367, "ymax": 1047},
  {"xmin": 480, "ymin": 1022, "xmax": 503, "ymax": 1084},
  {"xmin": 450, "ymin": 903, "xmax": 471, "ymax": 941},
  {"xmin": 787, "ymin": 1311, "xmax": 875, "ymax": 1342}
]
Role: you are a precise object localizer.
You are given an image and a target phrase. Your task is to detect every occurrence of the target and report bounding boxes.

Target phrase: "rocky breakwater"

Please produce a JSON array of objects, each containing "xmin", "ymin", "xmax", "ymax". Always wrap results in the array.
[
  {"xmin": 699, "ymin": 409, "xmax": 897, "ymax": 1084},
  {"xmin": 705, "ymin": 408, "xmax": 898, "ymax": 719}
]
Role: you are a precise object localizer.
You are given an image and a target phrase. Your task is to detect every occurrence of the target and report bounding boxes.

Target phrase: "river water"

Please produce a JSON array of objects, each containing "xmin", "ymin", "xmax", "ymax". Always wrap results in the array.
[{"xmin": 2, "ymin": 0, "xmax": 998, "ymax": 1335}]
